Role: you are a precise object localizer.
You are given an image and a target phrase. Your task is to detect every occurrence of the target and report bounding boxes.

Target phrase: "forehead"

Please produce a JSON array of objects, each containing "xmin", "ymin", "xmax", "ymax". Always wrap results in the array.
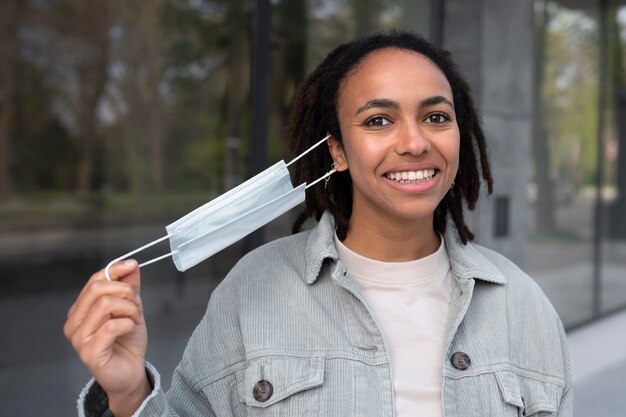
[{"xmin": 338, "ymin": 47, "xmax": 453, "ymax": 107}]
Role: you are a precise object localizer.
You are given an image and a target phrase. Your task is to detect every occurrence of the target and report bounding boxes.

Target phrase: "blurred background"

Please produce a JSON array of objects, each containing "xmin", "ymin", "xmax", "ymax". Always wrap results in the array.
[{"xmin": 0, "ymin": 0, "xmax": 625, "ymax": 415}]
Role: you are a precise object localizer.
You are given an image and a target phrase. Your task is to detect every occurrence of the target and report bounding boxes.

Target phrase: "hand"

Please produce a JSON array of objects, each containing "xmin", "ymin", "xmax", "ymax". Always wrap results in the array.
[{"xmin": 64, "ymin": 260, "xmax": 151, "ymax": 417}]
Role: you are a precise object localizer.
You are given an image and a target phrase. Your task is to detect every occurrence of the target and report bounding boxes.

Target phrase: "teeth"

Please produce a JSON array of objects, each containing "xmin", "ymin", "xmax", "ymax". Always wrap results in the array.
[{"xmin": 386, "ymin": 169, "xmax": 436, "ymax": 183}]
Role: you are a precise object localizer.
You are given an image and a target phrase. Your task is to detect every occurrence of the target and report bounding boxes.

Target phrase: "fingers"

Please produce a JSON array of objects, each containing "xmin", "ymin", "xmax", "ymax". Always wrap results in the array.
[
  {"xmin": 65, "ymin": 260, "xmax": 142, "ymax": 341},
  {"xmin": 76, "ymin": 317, "xmax": 137, "ymax": 372},
  {"xmin": 67, "ymin": 296, "xmax": 143, "ymax": 353},
  {"xmin": 65, "ymin": 281, "xmax": 140, "ymax": 338}
]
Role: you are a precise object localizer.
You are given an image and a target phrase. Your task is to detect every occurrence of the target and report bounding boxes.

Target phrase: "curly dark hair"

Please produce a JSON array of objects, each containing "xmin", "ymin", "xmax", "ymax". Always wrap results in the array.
[{"xmin": 287, "ymin": 31, "xmax": 493, "ymax": 244}]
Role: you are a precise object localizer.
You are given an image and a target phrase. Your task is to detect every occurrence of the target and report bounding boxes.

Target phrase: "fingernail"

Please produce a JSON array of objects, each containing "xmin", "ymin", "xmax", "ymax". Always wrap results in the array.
[
  {"xmin": 135, "ymin": 294, "xmax": 142, "ymax": 304},
  {"xmin": 125, "ymin": 259, "xmax": 137, "ymax": 267}
]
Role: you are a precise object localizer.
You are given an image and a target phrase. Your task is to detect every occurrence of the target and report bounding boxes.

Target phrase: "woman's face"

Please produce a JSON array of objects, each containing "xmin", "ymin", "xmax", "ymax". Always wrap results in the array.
[{"xmin": 330, "ymin": 47, "xmax": 460, "ymax": 225}]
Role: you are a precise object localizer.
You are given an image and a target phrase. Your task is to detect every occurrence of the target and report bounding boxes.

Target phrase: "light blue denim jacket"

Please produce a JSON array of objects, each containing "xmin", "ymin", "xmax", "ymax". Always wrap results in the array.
[{"xmin": 79, "ymin": 211, "xmax": 572, "ymax": 416}]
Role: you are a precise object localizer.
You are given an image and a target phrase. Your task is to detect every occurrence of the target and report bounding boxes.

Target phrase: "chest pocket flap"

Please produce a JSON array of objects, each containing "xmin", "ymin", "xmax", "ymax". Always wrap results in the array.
[
  {"xmin": 496, "ymin": 371, "xmax": 561, "ymax": 416},
  {"xmin": 239, "ymin": 356, "xmax": 325, "ymax": 408}
]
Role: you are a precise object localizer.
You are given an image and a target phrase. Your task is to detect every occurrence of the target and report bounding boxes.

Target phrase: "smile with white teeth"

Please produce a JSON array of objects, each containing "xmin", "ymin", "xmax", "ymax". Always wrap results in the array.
[{"xmin": 385, "ymin": 169, "xmax": 436, "ymax": 183}]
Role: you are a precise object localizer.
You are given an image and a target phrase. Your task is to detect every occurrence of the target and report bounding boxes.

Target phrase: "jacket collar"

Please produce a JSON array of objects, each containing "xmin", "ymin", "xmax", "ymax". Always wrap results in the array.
[
  {"xmin": 304, "ymin": 211, "xmax": 340, "ymax": 284},
  {"xmin": 303, "ymin": 211, "xmax": 506, "ymax": 286},
  {"xmin": 443, "ymin": 223, "xmax": 506, "ymax": 285}
]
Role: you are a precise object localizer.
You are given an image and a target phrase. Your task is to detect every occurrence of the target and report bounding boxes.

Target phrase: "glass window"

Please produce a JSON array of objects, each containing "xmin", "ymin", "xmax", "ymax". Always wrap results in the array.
[
  {"xmin": 601, "ymin": 4, "xmax": 626, "ymax": 316},
  {"xmin": 530, "ymin": 0, "xmax": 600, "ymax": 328},
  {"xmin": 530, "ymin": 0, "xmax": 626, "ymax": 328}
]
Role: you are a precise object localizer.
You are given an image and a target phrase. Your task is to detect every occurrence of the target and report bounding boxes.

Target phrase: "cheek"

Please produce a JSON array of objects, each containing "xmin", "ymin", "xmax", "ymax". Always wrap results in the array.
[
  {"xmin": 436, "ymin": 135, "xmax": 460, "ymax": 181},
  {"xmin": 447, "ymin": 131, "xmax": 461, "ymax": 171},
  {"xmin": 339, "ymin": 132, "xmax": 363, "ymax": 166},
  {"xmin": 450, "ymin": 143, "xmax": 460, "ymax": 171},
  {"xmin": 343, "ymin": 140, "xmax": 384, "ymax": 180}
]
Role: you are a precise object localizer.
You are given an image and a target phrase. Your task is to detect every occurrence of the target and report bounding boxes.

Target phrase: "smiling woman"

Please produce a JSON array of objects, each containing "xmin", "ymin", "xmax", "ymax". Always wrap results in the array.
[
  {"xmin": 66, "ymin": 31, "xmax": 572, "ymax": 417},
  {"xmin": 327, "ymin": 48, "xmax": 460, "ymax": 262},
  {"xmin": 288, "ymin": 34, "xmax": 493, "ymax": 251}
]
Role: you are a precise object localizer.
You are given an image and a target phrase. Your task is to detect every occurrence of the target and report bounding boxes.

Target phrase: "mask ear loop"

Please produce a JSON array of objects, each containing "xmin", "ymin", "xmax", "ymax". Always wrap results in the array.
[
  {"xmin": 104, "ymin": 235, "xmax": 173, "ymax": 281},
  {"xmin": 306, "ymin": 166, "xmax": 336, "ymax": 189},
  {"xmin": 285, "ymin": 134, "xmax": 336, "ymax": 188},
  {"xmin": 285, "ymin": 134, "xmax": 331, "ymax": 167}
]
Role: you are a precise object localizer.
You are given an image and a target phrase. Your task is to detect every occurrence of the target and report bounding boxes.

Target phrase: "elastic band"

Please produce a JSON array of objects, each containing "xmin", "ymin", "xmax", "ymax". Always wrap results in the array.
[
  {"xmin": 139, "ymin": 252, "xmax": 173, "ymax": 268},
  {"xmin": 104, "ymin": 235, "xmax": 170, "ymax": 281},
  {"xmin": 286, "ymin": 134, "xmax": 331, "ymax": 167},
  {"xmin": 306, "ymin": 168, "xmax": 336, "ymax": 189}
]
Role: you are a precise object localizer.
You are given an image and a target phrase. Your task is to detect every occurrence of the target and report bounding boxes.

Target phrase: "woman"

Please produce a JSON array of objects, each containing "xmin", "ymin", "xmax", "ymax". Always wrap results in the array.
[{"xmin": 65, "ymin": 31, "xmax": 572, "ymax": 417}]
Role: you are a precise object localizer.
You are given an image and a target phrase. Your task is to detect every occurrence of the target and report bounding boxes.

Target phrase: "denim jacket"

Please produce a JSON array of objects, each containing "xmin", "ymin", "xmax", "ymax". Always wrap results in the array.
[{"xmin": 79, "ymin": 211, "xmax": 572, "ymax": 417}]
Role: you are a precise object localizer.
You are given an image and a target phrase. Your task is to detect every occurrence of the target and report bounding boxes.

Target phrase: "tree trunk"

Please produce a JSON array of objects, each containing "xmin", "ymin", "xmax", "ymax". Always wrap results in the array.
[
  {"xmin": 224, "ymin": 30, "xmax": 248, "ymax": 191},
  {"xmin": 143, "ymin": 0, "xmax": 164, "ymax": 191},
  {"xmin": 276, "ymin": 0, "xmax": 307, "ymax": 122},
  {"xmin": 352, "ymin": 0, "xmax": 381, "ymax": 37},
  {"xmin": 532, "ymin": 1, "xmax": 558, "ymax": 234},
  {"xmin": 75, "ymin": 3, "xmax": 111, "ymax": 194},
  {"xmin": 0, "ymin": 0, "xmax": 20, "ymax": 193}
]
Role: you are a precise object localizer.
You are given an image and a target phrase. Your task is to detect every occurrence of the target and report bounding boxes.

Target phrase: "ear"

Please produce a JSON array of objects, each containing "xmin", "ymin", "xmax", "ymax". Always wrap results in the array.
[{"xmin": 327, "ymin": 135, "xmax": 349, "ymax": 172}]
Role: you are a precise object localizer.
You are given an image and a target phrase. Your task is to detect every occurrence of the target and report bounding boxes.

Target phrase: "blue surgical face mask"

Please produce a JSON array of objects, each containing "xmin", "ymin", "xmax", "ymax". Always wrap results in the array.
[{"xmin": 104, "ymin": 135, "xmax": 335, "ymax": 280}]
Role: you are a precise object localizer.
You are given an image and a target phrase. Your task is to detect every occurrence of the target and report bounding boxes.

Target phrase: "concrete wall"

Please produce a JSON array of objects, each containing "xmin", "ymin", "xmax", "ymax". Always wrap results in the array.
[{"xmin": 442, "ymin": 0, "xmax": 534, "ymax": 267}]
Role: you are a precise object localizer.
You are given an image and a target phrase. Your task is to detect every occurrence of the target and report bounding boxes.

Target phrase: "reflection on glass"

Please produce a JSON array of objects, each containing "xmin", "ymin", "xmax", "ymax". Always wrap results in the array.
[
  {"xmin": 530, "ymin": 1, "xmax": 599, "ymax": 328},
  {"xmin": 602, "ymin": 5, "xmax": 626, "ymax": 315}
]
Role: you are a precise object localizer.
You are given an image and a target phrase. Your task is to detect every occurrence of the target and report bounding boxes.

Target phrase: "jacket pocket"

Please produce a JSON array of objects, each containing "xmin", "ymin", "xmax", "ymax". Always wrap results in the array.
[
  {"xmin": 495, "ymin": 371, "xmax": 560, "ymax": 416},
  {"xmin": 237, "ymin": 355, "xmax": 325, "ymax": 416}
]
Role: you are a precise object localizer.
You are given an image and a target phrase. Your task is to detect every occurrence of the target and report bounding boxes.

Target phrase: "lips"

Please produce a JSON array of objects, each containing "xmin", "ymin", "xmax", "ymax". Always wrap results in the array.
[{"xmin": 385, "ymin": 169, "xmax": 436, "ymax": 183}]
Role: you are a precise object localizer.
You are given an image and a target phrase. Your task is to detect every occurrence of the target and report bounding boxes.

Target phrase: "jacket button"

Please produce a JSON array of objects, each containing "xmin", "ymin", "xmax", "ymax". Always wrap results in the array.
[
  {"xmin": 252, "ymin": 380, "xmax": 273, "ymax": 402},
  {"xmin": 451, "ymin": 352, "xmax": 471, "ymax": 370}
]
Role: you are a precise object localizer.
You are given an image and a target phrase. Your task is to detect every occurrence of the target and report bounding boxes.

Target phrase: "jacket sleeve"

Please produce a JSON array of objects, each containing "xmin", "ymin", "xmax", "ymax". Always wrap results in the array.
[
  {"xmin": 556, "ymin": 386, "xmax": 573, "ymax": 417},
  {"xmin": 555, "ymin": 317, "xmax": 573, "ymax": 417},
  {"xmin": 77, "ymin": 362, "xmax": 216, "ymax": 417}
]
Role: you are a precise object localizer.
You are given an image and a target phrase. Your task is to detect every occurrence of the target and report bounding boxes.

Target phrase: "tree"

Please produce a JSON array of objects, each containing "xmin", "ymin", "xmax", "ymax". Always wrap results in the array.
[
  {"xmin": 162, "ymin": 0, "xmax": 251, "ymax": 192},
  {"xmin": 274, "ymin": 0, "xmax": 307, "ymax": 123},
  {"xmin": 0, "ymin": 0, "xmax": 21, "ymax": 193},
  {"xmin": 28, "ymin": 0, "xmax": 115, "ymax": 193},
  {"xmin": 111, "ymin": 0, "xmax": 167, "ymax": 193},
  {"xmin": 352, "ymin": 0, "xmax": 386, "ymax": 37},
  {"xmin": 533, "ymin": 0, "xmax": 558, "ymax": 234}
]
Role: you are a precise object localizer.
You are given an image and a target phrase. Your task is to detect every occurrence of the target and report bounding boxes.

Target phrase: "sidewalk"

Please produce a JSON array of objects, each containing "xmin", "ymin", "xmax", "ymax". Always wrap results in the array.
[{"xmin": 569, "ymin": 309, "xmax": 626, "ymax": 417}]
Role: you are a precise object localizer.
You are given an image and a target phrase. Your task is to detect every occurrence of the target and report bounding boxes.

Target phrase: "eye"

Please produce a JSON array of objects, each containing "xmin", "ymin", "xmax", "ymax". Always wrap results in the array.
[
  {"xmin": 365, "ymin": 116, "xmax": 392, "ymax": 127},
  {"xmin": 424, "ymin": 113, "xmax": 450, "ymax": 124}
]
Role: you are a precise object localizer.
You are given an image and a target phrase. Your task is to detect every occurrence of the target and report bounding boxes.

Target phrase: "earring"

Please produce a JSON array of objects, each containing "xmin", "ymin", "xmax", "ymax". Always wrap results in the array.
[
  {"xmin": 450, "ymin": 181, "xmax": 455, "ymax": 190},
  {"xmin": 325, "ymin": 163, "xmax": 336, "ymax": 189}
]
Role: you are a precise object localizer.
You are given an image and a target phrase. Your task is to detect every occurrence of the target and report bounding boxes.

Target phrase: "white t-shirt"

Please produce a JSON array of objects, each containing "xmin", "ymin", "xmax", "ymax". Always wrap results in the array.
[{"xmin": 334, "ymin": 235, "xmax": 453, "ymax": 417}]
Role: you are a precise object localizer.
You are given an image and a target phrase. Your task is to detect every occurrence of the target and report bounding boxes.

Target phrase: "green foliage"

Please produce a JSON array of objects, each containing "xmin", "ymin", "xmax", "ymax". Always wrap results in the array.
[
  {"xmin": 13, "ymin": 58, "xmax": 79, "ymax": 191},
  {"xmin": 541, "ymin": 4, "xmax": 600, "ymax": 189},
  {"xmin": 178, "ymin": 138, "xmax": 224, "ymax": 191}
]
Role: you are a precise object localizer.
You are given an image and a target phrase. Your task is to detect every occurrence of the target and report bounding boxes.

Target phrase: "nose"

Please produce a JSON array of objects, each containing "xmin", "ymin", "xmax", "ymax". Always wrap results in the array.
[{"xmin": 394, "ymin": 121, "xmax": 430, "ymax": 156}]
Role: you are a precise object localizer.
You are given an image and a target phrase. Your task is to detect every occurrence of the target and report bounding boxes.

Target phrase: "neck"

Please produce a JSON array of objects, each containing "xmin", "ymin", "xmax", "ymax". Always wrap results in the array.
[{"xmin": 341, "ymin": 207, "xmax": 440, "ymax": 262}]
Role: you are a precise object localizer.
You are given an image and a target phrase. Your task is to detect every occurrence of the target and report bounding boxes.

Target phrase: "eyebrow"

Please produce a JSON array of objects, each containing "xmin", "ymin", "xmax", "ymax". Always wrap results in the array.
[
  {"xmin": 355, "ymin": 98, "xmax": 399, "ymax": 116},
  {"xmin": 354, "ymin": 95, "xmax": 454, "ymax": 116},
  {"xmin": 419, "ymin": 95, "xmax": 454, "ymax": 109}
]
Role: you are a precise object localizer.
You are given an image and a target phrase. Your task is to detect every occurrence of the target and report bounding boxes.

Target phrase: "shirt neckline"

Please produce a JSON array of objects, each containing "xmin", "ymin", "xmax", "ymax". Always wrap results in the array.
[{"xmin": 333, "ymin": 234, "xmax": 451, "ymax": 287}]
